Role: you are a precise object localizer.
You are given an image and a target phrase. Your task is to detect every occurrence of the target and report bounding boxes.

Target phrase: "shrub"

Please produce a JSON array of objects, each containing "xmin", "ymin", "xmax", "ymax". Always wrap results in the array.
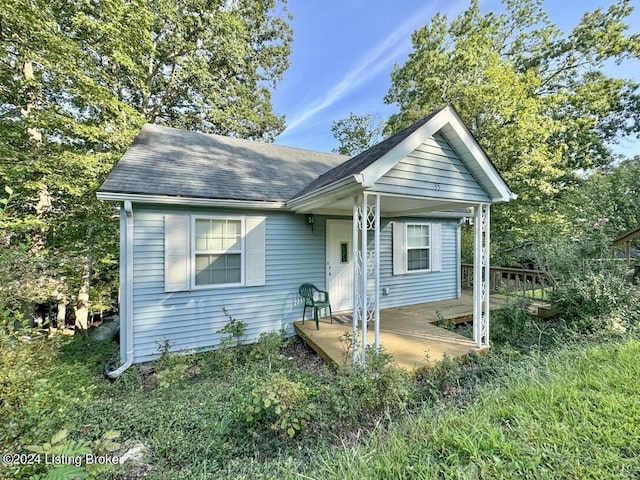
[
  {"xmin": 535, "ymin": 234, "xmax": 639, "ymax": 335},
  {"xmin": 325, "ymin": 347, "xmax": 416, "ymax": 424},
  {"xmin": 250, "ymin": 330, "xmax": 288, "ymax": 368},
  {"xmin": 245, "ymin": 373, "xmax": 315, "ymax": 438},
  {"xmin": 490, "ymin": 296, "xmax": 533, "ymax": 347},
  {"xmin": 416, "ymin": 353, "xmax": 462, "ymax": 401},
  {"xmin": 552, "ymin": 259, "xmax": 636, "ymax": 333}
]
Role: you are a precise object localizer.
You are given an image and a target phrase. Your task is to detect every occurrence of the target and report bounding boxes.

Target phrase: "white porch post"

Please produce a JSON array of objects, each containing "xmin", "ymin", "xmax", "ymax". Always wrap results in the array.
[
  {"xmin": 374, "ymin": 194, "xmax": 380, "ymax": 350},
  {"xmin": 352, "ymin": 197, "xmax": 361, "ymax": 364},
  {"xmin": 472, "ymin": 203, "xmax": 491, "ymax": 348},
  {"xmin": 360, "ymin": 193, "xmax": 368, "ymax": 366},
  {"xmin": 352, "ymin": 193, "xmax": 380, "ymax": 366}
]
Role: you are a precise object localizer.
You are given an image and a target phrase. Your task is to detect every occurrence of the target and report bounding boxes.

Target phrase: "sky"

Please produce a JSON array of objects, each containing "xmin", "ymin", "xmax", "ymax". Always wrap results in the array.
[{"xmin": 271, "ymin": 0, "xmax": 640, "ymax": 158}]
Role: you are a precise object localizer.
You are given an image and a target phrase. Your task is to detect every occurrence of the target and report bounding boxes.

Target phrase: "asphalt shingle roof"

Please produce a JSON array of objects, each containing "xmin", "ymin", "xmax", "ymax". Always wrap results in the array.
[
  {"xmin": 292, "ymin": 109, "xmax": 440, "ymax": 198},
  {"xmin": 99, "ymin": 124, "xmax": 349, "ymax": 203}
]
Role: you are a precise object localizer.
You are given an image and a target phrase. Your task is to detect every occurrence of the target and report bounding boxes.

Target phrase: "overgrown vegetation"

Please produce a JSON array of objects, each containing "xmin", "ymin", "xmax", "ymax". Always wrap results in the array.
[
  {"xmin": 1, "ymin": 0, "xmax": 639, "ymax": 478},
  {"xmin": 2, "ymin": 245, "xmax": 639, "ymax": 479}
]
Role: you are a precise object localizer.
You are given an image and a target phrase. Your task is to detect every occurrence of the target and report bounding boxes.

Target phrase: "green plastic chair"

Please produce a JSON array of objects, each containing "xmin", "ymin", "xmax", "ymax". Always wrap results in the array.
[{"xmin": 298, "ymin": 283, "xmax": 333, "ymax": 330}]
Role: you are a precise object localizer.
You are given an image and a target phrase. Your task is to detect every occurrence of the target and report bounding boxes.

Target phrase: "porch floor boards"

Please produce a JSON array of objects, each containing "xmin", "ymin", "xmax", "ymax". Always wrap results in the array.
[{"xmin": 293, "ymin": 291, "xmax": 506, "ymax": 371}]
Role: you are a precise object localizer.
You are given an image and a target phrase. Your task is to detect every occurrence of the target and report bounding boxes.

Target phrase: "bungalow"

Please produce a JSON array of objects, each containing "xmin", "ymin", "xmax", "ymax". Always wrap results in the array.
[{"xmin": 97, "ymin": 105, "xmax": 516, "ymax": 377}]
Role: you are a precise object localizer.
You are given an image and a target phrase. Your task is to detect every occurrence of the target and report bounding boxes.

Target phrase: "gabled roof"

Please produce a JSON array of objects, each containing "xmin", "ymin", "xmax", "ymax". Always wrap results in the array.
[
  {"xmin": 98, "ymin": 124, "xmax": 348, "ymax": 203},
  {"xmin": 288, "ymin": 105, "xmax": 516, "ymax": 209},
  {"xmin": 294, "ymin": 110, "xmax": 439, "ymax": 198},
  {"xmin": 99, "ymin": 106, "xmax": 516, "ymax": 211}
]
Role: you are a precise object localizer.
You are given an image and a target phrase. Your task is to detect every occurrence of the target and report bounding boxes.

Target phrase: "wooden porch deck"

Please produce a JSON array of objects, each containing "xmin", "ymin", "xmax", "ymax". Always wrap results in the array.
[{"xmin": 293, "ymin": 291, "xmax": 506, "ymax": 371}]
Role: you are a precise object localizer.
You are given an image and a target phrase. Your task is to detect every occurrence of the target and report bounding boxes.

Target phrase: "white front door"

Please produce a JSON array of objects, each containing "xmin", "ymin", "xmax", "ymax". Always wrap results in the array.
[{"xmin": 326, "ymin": 219, "xmax": 353, "ymax": 312}]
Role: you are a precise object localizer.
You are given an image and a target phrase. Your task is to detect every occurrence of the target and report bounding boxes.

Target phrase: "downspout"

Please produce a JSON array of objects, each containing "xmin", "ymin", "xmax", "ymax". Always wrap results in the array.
[
  {"xmin": 457, "ymin": 217, "xmax": 464, "ymax": 299},
  {"xmin": 105, "ymin": 200, "xmax": 134, "ymax": 378}
]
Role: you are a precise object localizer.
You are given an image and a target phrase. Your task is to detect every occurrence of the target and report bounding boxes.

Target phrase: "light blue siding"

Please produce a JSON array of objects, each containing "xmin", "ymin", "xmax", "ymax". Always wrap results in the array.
[
  {"xmin": 128, "ymin": 204, "xmax": 459, "ymax": 363},
  {"xmin": 130, "ymin": 204, "xmax": 327, "ymax": 362},
  {"xmin": 375, "ymin": 132, "xmax": 491, "ymax": 202},
  {"xmin": 377, "ymin": 218, "xmax": 459, "ymax": 309}
]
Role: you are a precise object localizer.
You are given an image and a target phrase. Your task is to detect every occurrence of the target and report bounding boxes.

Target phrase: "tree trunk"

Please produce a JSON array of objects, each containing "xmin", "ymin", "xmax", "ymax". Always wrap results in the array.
[
  {"xmin": 74, "ymin": 255, "xmax": 92, "ymax": 336},
  {"xmin": 20, "ymin": 58, "xmax": 50, "ymax": 254},
  {"xmin": 57, "ymin": 300, "xmax": 66, "ymax": 332}
]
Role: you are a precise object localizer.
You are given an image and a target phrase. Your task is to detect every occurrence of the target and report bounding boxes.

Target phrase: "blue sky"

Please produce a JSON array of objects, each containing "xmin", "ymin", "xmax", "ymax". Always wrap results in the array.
[{"xmin": 272, "ymin": 0, "xmax": 640, "ymax": 158}]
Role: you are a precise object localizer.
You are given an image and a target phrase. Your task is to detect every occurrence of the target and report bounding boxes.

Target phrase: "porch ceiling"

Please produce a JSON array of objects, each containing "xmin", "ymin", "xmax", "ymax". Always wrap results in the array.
[{"xmin": 291, "ymin": 189, "xmax": 475, "ymax": 217}]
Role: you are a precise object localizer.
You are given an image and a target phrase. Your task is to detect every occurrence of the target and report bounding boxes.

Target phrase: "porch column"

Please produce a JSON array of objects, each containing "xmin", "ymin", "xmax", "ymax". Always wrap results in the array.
[
  {"xmin": 473, "ymin": 203, "xmax": 490, "ymax": 348},
  {"xmin": 352, "ymin": 197, "xmax": 361, "ymax": 364},
  {"xmin": 360, "ymin": 193, "xmax": 368, "ymax": 366},
  {"xmin": 352, "ymin": 193, "xmax": 380, "ymax": 366}
]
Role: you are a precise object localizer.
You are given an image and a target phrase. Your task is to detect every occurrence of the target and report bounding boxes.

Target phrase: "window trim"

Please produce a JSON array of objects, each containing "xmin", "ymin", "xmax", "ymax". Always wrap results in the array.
[
  {"xmin": 191, "ymin": 215, "xmax": 245, "ymax": 289},
  {"xmin": 405, "ymin": 222, "xmax": 431, "ymax": 273}
]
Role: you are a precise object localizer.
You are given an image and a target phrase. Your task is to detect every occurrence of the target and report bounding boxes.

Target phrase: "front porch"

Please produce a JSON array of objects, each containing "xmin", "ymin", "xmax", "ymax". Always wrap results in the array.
[{"xmin": 293, "ymin": 291, "xmax": 506, "ymax": 370}]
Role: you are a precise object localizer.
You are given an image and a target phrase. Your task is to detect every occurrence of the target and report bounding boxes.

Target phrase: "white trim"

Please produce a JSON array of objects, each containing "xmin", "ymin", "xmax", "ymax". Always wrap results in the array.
[
  {"xmin": 374, "ymin": 194, "xmax": 380, "ymax": 350},
  {"xmin": 405, "ymin": 222, "xmax": 432, "ymax": 273},
  {"xmin": 97, "ymin": 191, "xmax": 285, "ymax": 209},
  {"xmin": 190, "ymin": 215, "xmax": 245, "ymax": 289},
  {"xmin": 441, "ymin": 116, "xmax": 515, "ymax": 202},
  {"xmin": 287, "ymin": 179, "xmax": 361, "ymax": 213},
  {"xmin": 361, "ymin": 112, "xmax": 450, "ymax": 186}
]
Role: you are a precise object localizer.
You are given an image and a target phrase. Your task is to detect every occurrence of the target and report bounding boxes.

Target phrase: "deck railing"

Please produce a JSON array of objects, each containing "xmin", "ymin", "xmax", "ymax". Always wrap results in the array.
[{"xmin": 461, "ymin": 263, "xmax": 553, "ymax": 300}]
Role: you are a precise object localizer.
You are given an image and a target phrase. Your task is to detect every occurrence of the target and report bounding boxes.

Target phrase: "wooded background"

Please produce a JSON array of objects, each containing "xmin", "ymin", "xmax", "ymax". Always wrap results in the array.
[{"xmin": 1, "ymin": 0, "xmax": 639, "ymax": 332}]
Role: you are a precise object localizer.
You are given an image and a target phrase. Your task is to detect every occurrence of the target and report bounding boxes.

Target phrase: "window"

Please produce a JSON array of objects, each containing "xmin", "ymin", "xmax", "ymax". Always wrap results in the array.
[
  {"xmin": 406, "ymin": 223, "xmax": 430, "ymax": 271},
  {"xmin": 194, "ymin": 218, "xmax": 242, "ymax": 286},
  {"xmin": 392, "ymin": 221, "xmax": 441, "ymax": 276},
  {"xmin": 340, "ymin": 242, "xmax": 349, "ymax": 263},
  {"xmin": 164, "ymin": 214, "xmax": 265, "ymax": 293}
]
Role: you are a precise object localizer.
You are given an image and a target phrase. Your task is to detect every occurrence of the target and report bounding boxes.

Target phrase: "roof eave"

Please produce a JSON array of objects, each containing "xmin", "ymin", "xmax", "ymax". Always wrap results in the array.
[
  {"xmin": 286, "ymin": 176, "xmax": 360, "ymax": 212},
  {"xmin": 96, "ymin": 191, "xmax": 287, "ymax": 209}
]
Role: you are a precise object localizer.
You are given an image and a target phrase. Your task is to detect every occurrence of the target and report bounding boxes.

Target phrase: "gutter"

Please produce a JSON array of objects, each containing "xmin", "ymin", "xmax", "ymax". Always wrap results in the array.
[
  {"xmin": 96, "ymin": 191, "xmax": 286, "ymax": 210},
  {"xmin": 105, "ymin": 200, "xmax": 135, "ymax": 379}
]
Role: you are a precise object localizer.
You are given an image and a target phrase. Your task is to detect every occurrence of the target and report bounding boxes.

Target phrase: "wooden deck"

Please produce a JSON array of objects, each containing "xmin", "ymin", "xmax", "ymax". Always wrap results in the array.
[{"xmin": 294, "ymin": 291, "xmax": 506, "ymax": 371}]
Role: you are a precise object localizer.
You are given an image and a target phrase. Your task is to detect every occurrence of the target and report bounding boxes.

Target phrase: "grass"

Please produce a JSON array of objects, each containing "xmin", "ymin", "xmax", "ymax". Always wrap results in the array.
[
  {"xmin": 2, "ymin": 312, "xmax": 640, "ymax": 479},
  {"xmin": 298, "ymin": 339, "xmax": 640, "ymax": 479}
]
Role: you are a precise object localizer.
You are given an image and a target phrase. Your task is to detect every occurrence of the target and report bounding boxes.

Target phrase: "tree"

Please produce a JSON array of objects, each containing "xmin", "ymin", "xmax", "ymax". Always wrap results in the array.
[
  {"xmin": 559, "ymin": 157, "xmax": 640, "ymax": 239},
  {"xmin": 81, "ymin": 0, "xmax": 293, "ymax": 140},
  {"xmin": 0, "ymin": 0, "xmax": 292, "ymax": 331},
  {"xmin": 331, "ymin": 113, "xmax": 384, "ymax": 155},
  {"xmin": 384, "ymin": 0, "xmax": 640, "ymax": 252}
]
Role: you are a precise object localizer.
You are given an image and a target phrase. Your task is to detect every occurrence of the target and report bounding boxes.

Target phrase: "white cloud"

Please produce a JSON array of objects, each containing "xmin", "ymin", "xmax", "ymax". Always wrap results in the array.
[{"xmin": 282, "ymin": 1, "xmax": 461, "ymax": 134}]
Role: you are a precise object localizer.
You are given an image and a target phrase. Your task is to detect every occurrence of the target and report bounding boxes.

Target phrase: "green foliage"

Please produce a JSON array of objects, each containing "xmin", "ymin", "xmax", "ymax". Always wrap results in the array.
[
  {"xmin": 0, "ymin": 0, "xmax": 293, "ymax": 321},
  {"xmin": 4, "ymin": 302, "xmax": 640, "ymax": 478},
  {"xmin": 327, "ymin": 347, "xmax": 416, "ymax": 423},
  {"xmin": 331, "ymin": 112, "xmax": 384, "ymax": 155},
  {"xmin": 490, "ymin": 296, "xmax": 533, "ymax": 346},
  {"xmin": 558, "ymin": 157, "xmax": 640, "ymax": 242},
  {"xmin": 246, "ymin": 373, "xmax": 315, "ymax": 438},
  {"xmin": 250, "ymin": 330, "xmax": 288, "ymax": 366},
  {"xmin": 218, "ymin": 308, "xmax": 248, "ymax": 348},
  {"xmin": 417, "ymin": 353, "xmax": 462, "ymax": 401},
  {"xmin": 153, "ymin": 340, "xmax": 198, "ymax": 389},
  {"xmin": 24, "ymin": 429, "xmax": 121, "ymax": 479},
  {"xmin": 304, "ymin": 339, "xmax": 640, "ymax": 480},
  {"xmin": 534, "ymin": 232, "xmax": 640, "ymax": 334},
  {"xmin": 384, "ymin": 0, "xmax": 640, "ymax": 249}
]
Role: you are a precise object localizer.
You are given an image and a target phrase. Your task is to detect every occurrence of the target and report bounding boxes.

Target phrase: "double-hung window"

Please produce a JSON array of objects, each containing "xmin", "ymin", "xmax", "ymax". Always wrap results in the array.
[
  {"xmin": 194, "ymin": 218, "xmax": 243, "ymax": 286},
  {"xmin": 406, "ymin": 223, "xmax": 430, "ymax": 271}
]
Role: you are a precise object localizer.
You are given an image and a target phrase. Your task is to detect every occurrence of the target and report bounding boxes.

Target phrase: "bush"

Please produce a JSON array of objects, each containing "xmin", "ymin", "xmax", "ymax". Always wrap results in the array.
[
  {"xmin": 552, "ymin": 260, "xmax": 637, "ymax": 333},
  {"xmin": 490, "ymin": 296, "xmax": 533, "ymax": 347},
  {"xmin": 535, "ymin": 234, "xmax": 640, "ymax": 335},
  {"xmin": 245, "ymin": 373, "xmax": 315, "ymax": 438},
  {"xmin": 324, "ymin": 347, "xmax": 416, "ymax": 425}
]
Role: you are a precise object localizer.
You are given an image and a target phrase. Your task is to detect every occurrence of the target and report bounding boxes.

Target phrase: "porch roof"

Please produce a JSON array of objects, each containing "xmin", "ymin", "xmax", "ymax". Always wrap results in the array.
[
  {"xmin": 98, "ymin": 105, "xmax": 515, "ymax": 214},
  {"xmin": 287, "ymin": 105, "xmax": 516, "ymax": 215}
]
